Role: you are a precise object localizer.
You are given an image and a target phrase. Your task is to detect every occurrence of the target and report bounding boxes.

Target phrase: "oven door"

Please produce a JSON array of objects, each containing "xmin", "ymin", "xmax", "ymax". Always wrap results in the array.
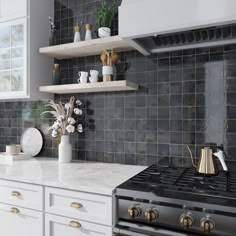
[{"xmin": 113, "ymin": 221, "xmax": 198, "ymax": 236}]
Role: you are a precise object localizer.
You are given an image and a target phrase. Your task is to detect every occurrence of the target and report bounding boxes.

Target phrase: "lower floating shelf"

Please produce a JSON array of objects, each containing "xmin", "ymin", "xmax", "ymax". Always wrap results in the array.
[{"xmin": 39, "ymin": 80, "xmax": 138, "ymax": 94}]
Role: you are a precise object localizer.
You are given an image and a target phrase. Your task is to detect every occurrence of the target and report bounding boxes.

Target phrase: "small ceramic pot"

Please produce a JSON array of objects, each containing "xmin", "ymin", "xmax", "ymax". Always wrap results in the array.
[
  {"xmin": 102, "ymin": 66, "xmax": 113, "ymax": 82},
  {"xmin": 98, "ymin": 27, "xmax": 111, "ymax": 38},
  {"xmin": 6, "ymin": 144, "xmax": 21, "ymax": 156}
]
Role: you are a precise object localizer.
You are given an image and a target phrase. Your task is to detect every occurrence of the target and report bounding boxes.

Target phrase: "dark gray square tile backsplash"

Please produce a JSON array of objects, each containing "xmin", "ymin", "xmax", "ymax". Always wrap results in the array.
[{"xmin": 0, "ymin": 0, "xmax": 236, "ymax": 166}]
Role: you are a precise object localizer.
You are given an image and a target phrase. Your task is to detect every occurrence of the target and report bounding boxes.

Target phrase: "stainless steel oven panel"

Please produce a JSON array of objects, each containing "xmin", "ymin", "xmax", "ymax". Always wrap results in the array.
[{"xmin": 117, "ymin": 199, "xmax": 235, "ymax": 236}]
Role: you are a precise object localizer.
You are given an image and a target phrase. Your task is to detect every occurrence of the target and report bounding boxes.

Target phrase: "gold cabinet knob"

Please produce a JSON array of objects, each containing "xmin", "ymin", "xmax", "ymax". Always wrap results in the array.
[
  {"xmin": 11, "ymin": 191, "xmax": 21, "ymax": 197},
  {"xmin": 145, "ymin": 209, "xmax": 158, "ymax": 223},
  {"xmin": 200, "ymin": 218, "xmax": 215, "ymax": 234},
  {"xmin": 180, "ymin": 214, "xmax": 194, "ymax": 230},
  {"xmin": 70, "ymin": 202, "xmax": 82, "ymax": 209},
  {"xmin": 69, "ymin": 221, "xmax": 81, "ymax": 228},
  {"xmin": 128, "ymin": 207, "xmax": 141, "ymax": 219},
  {"xmin": 10, "ymin": 207, "xmax": 20, "ymax": 214}
]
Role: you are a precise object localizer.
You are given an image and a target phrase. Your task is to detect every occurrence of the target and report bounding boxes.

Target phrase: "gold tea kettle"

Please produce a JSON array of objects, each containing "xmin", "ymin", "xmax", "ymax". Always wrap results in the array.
[{"xmin": 187, "ymin": 146, "xmax": 228, "ymax": 176}]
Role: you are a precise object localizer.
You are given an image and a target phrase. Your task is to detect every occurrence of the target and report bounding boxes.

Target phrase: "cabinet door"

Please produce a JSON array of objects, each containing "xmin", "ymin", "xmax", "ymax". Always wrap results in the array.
[
  {"xmin": 0, "ymin": 0, "xmax": 27, "ymax": 21},
  {"xmin": 0, "ymin": 17, "xmax": 27, "ymax": 99},
  {"xmin": 0, "ymin": 203, "xmax": 43, "ymax": 236},
  {"xmin": 45, "ymin": 214, "xmax": 112, "ymax": 236}
]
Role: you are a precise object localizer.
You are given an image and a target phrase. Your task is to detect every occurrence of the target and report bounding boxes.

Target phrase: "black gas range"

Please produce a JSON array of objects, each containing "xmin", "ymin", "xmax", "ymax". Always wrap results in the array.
[{"xmin": 113, "ymin": 165, "xmax": 236, "ymax": 236}]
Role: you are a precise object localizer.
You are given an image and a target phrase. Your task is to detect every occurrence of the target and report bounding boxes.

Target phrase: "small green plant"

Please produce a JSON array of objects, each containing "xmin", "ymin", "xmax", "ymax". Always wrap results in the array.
[{"xmin": 95, "ymin": 0, "xmax": 117, "ymax": 28}]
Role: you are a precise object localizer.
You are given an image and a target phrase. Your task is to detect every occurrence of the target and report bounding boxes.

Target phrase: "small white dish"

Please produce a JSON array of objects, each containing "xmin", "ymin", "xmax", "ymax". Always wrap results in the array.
[{"xmin": 0, "ymin": 152, "xmax": 31, "ymax": 161}]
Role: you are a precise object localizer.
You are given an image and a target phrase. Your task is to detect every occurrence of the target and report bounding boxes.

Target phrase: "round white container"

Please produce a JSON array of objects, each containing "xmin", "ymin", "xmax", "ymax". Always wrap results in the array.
[
  {"xmin": 98, "ymin": 27, "xmax": 111, "ymax": 38},
  {"xmin": 102, "ymin": 66, "xmax": 113, "ymax": 75}
]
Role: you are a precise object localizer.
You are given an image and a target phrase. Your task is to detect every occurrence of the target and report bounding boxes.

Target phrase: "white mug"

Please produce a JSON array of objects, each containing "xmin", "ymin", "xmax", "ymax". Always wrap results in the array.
[
  {"xmin": 78, "ymin": 77, "xmax": 88, "ymax": 83},
  {"xmin": 89, "ymin": 76, "xmax": 98, "ymax": 83},
  {"xmin": 78, "ymin": 71, "xmax": 88, "ymax": 83},
  {"xmin": 90, "ymin": 70, "xmax": 99, "ymax": 77},
  {"xmin": 78, "ymin": 71, "xmax": 88, "ymax": 78}
]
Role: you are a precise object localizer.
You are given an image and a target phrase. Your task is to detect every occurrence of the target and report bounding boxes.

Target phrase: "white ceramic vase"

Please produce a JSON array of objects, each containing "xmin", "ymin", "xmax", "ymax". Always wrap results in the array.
[
  {"xmin": 74, "ymin": 32, "xmax": 81, "ymax": 42},
  {"xmin": 98, "ymin": 27, "xmax": 111, "ymax": 38},
  {"xmin": 85, "ymin": 29, "xmax": 92, "ymax": 40},
  {"xmin": 58, "ymin": 135, "xmax": 72, "ymax": 163}
]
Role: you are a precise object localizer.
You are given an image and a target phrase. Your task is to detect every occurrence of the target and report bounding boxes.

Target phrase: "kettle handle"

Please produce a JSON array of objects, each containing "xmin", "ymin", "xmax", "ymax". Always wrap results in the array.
[
  {"xmin": 187, "ymin": 146, "xmax": 197, "ymax": 168},
  {"xmin": 213, "ymin": 150, "xmax": 228, "ymax": 172}
]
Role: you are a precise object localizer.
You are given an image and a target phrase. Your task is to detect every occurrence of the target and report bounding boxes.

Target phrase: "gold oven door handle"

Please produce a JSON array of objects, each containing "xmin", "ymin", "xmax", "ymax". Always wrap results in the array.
[
  {"xmin": 70, "ymin": 202, "xmax": 82, "ymax": 209},
  {"xmin": 10, "ymin": 207, "xmax": 20, "ymax": 214},
  {"xmin": 69, "ymin": 221, "xmax": 81, "ymax": 228},
  {"xmin": 11, "ymin": 191, "xmax": 21, "ymax": 197}
]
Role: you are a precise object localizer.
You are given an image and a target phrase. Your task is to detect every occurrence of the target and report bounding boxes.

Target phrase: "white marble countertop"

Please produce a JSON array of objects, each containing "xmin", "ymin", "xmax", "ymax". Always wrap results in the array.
[{"xmin": 0, "ymin": 158, "xmax": 147, "ymax": 196}]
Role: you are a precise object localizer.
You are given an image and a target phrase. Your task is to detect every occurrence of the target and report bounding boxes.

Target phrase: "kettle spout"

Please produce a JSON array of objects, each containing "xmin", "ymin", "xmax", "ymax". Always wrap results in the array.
[{"xmin": 213, "ymin": 149, "xmax": 228, "ymax": 172}]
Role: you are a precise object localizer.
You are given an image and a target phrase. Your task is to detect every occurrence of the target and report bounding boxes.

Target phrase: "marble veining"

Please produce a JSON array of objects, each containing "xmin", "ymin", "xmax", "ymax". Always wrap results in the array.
[{"xmin": 0, "ymin": 158, "xmax": 146, "ymax": 195}]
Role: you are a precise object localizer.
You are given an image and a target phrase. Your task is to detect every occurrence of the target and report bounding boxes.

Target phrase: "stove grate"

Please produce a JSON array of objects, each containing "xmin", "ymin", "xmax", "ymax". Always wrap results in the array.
[{"xmin": 129, "ymin": 165, "xmax": 236, "ymax": 196}]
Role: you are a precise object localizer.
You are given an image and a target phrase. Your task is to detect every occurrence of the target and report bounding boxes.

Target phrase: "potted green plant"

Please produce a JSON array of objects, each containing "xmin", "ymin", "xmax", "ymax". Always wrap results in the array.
[{"xmin": 95, "ymin": 0, "xmax": 117, "ymax": 38}]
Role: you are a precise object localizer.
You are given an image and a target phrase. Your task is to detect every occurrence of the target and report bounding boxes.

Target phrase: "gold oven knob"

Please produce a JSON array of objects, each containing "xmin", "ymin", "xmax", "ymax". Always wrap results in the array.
[
  {"xmin": 145, "ymin": 209, "xmax": 158, "ymax": 223},
  {"xmin": 200, "ymin": 218, "xmax": 215, "ymax": 234},
  {"xmin": 128, "ymin": 207, "xmax": 141, "ymax": 219},
  {"xmin": 180, "ymin": 214, "xmax": 194, "ymax": 229}
]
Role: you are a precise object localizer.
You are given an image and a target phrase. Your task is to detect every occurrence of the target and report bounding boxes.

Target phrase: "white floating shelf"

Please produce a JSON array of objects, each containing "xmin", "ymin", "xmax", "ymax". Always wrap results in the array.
[
  {"xmin": 39, "ymin": 36, "xmax": 132, "ymax": 59},
  {"xmin": 39, "ymin": 80, "xmax": 138, "ymax": 94}
]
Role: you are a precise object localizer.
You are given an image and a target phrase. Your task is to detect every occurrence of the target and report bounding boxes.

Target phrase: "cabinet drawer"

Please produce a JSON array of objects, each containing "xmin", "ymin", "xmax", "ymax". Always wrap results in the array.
[
  {"xmin": 0, "ymin": 179, "xmax": 43, "ymax": 211},
  {"xmin": 45, "ymin": 213, "xmax": 112, "ymax": 236},
  {"xmin": 45, "ymin": 187, "xmax": 112, "ymax": 226},
  {"xmin": 0, "ymin": 203, "xmax": 43, "ymax": 236}
]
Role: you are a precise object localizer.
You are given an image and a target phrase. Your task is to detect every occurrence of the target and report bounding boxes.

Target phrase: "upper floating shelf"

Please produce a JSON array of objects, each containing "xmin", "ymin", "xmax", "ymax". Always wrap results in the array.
[{"xmin": 39, "ymin": 36, "xmax": 132, "ymax": 59}]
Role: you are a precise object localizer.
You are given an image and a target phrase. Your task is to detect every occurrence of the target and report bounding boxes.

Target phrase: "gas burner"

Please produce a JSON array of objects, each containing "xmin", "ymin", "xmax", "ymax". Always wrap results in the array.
[{"xmin": 191, "ymin": 177, "xmax": 217, "ymax": 193}]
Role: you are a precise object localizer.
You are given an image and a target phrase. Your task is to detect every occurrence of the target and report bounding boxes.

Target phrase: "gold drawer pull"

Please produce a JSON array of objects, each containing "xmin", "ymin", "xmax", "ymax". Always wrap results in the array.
[
  {"xmin": 69, "ymin": 221, "xmax": 81, "ymax": 228},
  {"xmin": 11, "ymin": 191, "xmax": 21, "ymax": 197},
  {"xmin": 70, "ymin": 202, "xmax": 82, "ymax": 209},
  {"xmin": 10, "ymin": 207, "xmax": 20, "ymax": 214}
]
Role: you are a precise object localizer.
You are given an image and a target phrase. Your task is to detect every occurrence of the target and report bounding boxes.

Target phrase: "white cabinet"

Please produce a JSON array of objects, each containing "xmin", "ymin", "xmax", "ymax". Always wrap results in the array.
[
  {"xmin": 45, "ymin": 214, "xmax": 112, "ymax": 236},
  {"xmin": 0, "ymin": 203, "xmax": 43, "ymax": 236},
  {"xmin": 0, "ymin": 0, "xmax": 27, "ymax": 21},
  {"xmin": 0, "ymin": 180, "xmax": 113, "ymax": 236},
  {"xmin": 0, "ymin": 0, "xmax": 53, "ymax": 100}
]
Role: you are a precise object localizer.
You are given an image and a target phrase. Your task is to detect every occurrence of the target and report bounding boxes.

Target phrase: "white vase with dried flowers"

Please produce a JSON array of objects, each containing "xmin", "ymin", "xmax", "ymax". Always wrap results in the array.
[{"xmin": 42, "ymin": 97, "xmax": 83, "ymax": 163}]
